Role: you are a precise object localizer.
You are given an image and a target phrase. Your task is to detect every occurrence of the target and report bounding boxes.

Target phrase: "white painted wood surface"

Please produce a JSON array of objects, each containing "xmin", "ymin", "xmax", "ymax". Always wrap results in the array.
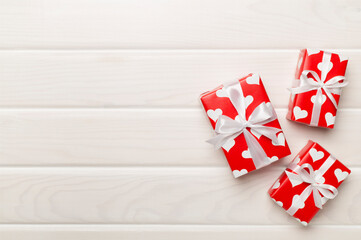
[
  {"xmin": 1, "ymin": 225, "xmax": 360, "ymax": 240},
  {"xmin": 0, "ymin": 50, "xmax": 361, "ymax": 108},
  {"xmin": 0, "ymin": 0, "xmax": 360, "ymax": 239},
  {"xmin": 1, "ymin": 0, "xmax": 361, "ymax": 49},
  {"xmin": 0, "ymin": 167, "xmax": 359, "ymax": 224},
  {"xmin": 0, "ymin": 109, "xmax": 360, "ymax": 167}
]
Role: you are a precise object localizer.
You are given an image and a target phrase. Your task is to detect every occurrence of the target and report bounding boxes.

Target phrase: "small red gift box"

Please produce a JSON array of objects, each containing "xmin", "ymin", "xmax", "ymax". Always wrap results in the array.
[
  {"xmin": 287, "ymin": 49, "xmax": 348, "ymax": 128},
  {"xmin": 200, "ymin": 73, "xmax": 291, "ymax": 177},
  {"xmin": 268, "ymin": 140, "xmax": 351, "ymax": 226}
]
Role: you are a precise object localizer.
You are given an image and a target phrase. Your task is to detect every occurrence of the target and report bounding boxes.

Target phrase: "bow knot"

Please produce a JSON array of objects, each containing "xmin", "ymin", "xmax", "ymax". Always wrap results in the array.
[
  {"xmin": 237, "ymin": 117, "xmax": 250, "ymax": 128},
  {"xmin": 287, "ymin": 163, "xmax": 338, "ymax": 211},
  {"xmin": 293, "ymin": 70, "xmax": 348, "ymax": 109},
  {"xmin": 208, "ymin": 102, "xmax": 280, "ymax": 150},
  {"xmin": 318, "ymin": 81, "xmax": 325, "ymax": 88},
  {"xmin": 207, "ymin": 79, "xmax": 282, "ymax": 169},
  {"xmin": 289, "ymin": 52, "xmax": 348, "ymax": 126}
]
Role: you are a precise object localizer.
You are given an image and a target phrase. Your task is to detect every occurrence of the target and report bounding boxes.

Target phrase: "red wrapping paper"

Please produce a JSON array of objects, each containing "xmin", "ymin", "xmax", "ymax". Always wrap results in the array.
[
  {"xmin": 287, "ymin": 49, "xmax": 348, "ymax": 128},
  {"xmin": 268, "ymin": 140, "xmax": 351, "ymax": 225},
  {"xmin": 200, "ymin": 73, "xmax": 291, "ymax": 177}
]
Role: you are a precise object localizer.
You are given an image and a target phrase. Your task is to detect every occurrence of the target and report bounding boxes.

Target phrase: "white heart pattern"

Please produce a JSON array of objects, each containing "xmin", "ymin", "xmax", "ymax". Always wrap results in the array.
[
  {"xmin": 272, "ymin": 179, "xmax": 280, "ymax": 189},
  {"xmin": 265, "ymin": 102, "xmax": 272, "ymax": 109},
  {"xmin": 272, "ymin": 132, "xmax": 285, "ymax": 146},
  {"xmin": 291, "ymin": 195, "xmax": 305, "ymax": 210},
  {"xmin": 309, "ymin": 148, "xmax": 324, "ymax": 162},
  {"xmin": 317, "ymin": 61, "xmax": 333, "ymax": 75},
  {"xmin": 286, "ymin": 171, "xmax": 303, "ymax": 187},
  {"xmin": 246, "ymin": 74, "xmax": 260, "ymax": 85},
  {"xmin": 314, "ymin": 170, "xmax": 326, "ymax": 184},
  {"xmin": 234, "ymin": 115, "xmax": 241, "ymax": 123},
  {"xmin": 307, "ymin": 49, "xmax": 320, "ymax": 56},
  {"xmin": 233, "ymin": 169, "xmax": 248, "ymax": 178},
  {"xmin": 295, "ymin": 218, "xmax": 308, "ymax": 226},
  {"xmin": 339, "ymin": 54, "xmax": 348, "ymax": 62},
  {"xmin": 267, "ymin": 156, "xmax": 279, "ymax": 162},
  {"xmin": 207, "ymin": 109, "xmax": 222, "ymax": 122},
  {"xmin": 293, "ymin": 106, "xmax": 308, "ymax": 120},
  {"xmin": 334, "ymin": 168, "xmax": 349, "ymax": 182},
  {"xmin": 311, "ymin": 94, "xmax": 327, "ymax": 105},
  {"xmin": 271, "ymin": 198, "xmax": 283, "ymax": 207},
  {"xmin": 216, "ymin": 88, "xmax": 228, "ymax": 98},
  {"xmin": 242, "ymin": 149, "xmax": 252, "ymax": 159},
  {"xmin": 245, "ymin": 95, "xmax": 253, "ymax": 108},
  {"xmin": 325, "ymin": 112, "xmax": 335, "ymax": 126},
  {"xmin": 222, "ymin": 139, "xmax": 235, "ymax": 152},
  {"xmin": 315, "ymin": 175, "xmax": 325, "ymax": 184}
]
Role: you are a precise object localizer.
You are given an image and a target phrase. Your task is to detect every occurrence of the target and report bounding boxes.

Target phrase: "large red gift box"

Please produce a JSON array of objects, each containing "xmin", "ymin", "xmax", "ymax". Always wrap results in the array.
[
  {"xmin": 268, "ymin": 140, "xmax": 351, "ymax": 226},
  {"xmin": 287, "ymin": 49, "xmax": 348, "ymax": 128},
  {"xmin": 200, "ymin": 73, "xmax": 291, "ymax": 178}
]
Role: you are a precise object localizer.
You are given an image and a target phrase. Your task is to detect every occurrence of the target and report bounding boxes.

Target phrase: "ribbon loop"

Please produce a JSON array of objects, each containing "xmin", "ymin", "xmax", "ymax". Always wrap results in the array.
[
  {"xmin": 286, "ymin": 158, "xmax": 338, "ymax": 215},
  {"xmin": 207, "ymin": 79, "xmax": 281, "ymax": 169}
]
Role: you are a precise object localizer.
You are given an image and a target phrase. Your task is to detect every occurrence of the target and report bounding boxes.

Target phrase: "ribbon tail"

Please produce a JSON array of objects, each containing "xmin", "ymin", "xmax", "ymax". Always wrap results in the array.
[
  {"xmin": 323, "ymin": 88, "xmax": 338, "ymax": 109},
  {"xmin": 313, "ymin": 188, "xmax": 323, "ymax": 209},
  {"xmin": 207, "ymin": 132, "xmax": 240, "ymax": 150},
  {"xmin": 250, "ymin": 126, "xmax": 281, "ymax": 144},
  {"xmin": 243, "ymin": 130, "xmax": 271, "ymax": 169}
]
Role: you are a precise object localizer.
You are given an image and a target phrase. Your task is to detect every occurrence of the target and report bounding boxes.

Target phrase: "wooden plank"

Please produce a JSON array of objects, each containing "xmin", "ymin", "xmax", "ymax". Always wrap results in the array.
[
  {"xmin": 0, "ymin": 166, "xmax": 359, "ymax": 224},
  {"xmin": 0, "ymin": 225, "xmax": 360, "ymax": 240},
  {"xmin": 0, "ymin": 0, "xmax": 361, "ymax": 49},
  {"xmin": 0, "ymin": 109, "xmax": 359, "ymax": 166},
  {"xmin": 0, "ymin": 50, "xmax": 360, "ymax": 108}
]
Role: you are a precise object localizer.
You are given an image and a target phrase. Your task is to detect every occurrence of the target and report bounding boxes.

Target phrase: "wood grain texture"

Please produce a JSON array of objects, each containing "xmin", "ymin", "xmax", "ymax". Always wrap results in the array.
[
  {"xmin": 0, "ymin": 167, "xmax": 359, "ymax": 224},
  {"xmin": 1, "ymin": 0, "xmax": 361, "ymax": 237},
  {"xmin": 0, "ymin": 109, "xmax": 359, "ymax": 167},
  {"xmin": 1, "ymin": 225, "xmax": 361, "ymax": 240},
  {"xmin": 0, "ymin": 0, "xmax": 361, "ymax": 49},
  {"xmin": 0, "ymin": 50, "xmax": 360, "ymax": 108}
]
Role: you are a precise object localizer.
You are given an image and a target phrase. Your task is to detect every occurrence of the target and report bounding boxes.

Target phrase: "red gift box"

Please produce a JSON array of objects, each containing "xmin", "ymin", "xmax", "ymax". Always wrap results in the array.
[
  {"xmin": 268, "ymin": 140, "xmax": 351, "ymax": 226},
  {"xmin": 200, "ymin": 73, "xmax": 291, "ymax": 177},
  {"xmin": 287, "ymin": 49, "xmax": 348, "ymax": 128}
]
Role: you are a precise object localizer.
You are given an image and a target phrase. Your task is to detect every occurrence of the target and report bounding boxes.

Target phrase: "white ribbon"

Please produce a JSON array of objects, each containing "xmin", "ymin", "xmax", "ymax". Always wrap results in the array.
[
  {"xmin": 286, "ymin": 156, "xmax": 338, "ymax": 215},
  {"xmin": 290, "ymin": 52, "xmax": 348, "ymax": 125},
  {"xmin": 207, "ymin": 80, "xmax": 281, "ymax": 169}
]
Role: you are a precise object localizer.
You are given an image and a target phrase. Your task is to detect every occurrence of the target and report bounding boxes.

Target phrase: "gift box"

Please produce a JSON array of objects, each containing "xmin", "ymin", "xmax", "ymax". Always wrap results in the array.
[
  {"xmin": 268, "ymin": 140, "xmax": 351, "ymax": 226},
  {"xmin": 287, "ymin": 49, "xmax": 348, "ymax": 128},
  {"xmin": 200, "ymin": 73, "xmax": 291, "ymax": 177}
]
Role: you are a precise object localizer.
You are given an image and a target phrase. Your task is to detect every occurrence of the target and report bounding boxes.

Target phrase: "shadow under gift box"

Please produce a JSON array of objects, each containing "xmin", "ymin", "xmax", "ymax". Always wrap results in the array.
[
  {"xmin": 200, "ymin": 73, "xmax": 291, "ymax": 178},
  {"xmin": 287, "ymin": 49, "xmax": 348, "ymax": 128},
  {"xmin": 268, "ymin": 140, "xmax": 351, "ymax": 226}
]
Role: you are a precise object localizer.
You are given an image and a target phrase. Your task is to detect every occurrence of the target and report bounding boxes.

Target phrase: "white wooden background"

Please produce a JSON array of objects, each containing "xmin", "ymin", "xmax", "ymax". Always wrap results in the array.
[{"xmin": 0, "ymin": 0, "xmax": 361, "ymax": 239}]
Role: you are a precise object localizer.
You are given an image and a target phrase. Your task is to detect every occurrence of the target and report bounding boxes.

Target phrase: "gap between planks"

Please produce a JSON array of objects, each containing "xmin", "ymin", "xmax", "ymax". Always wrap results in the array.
[
  {"xmin": 0, "ymin": 49, "xmax": 360, "ymax": 53},
  {"xmin": 0, "ymin": 166, "xmax": 359, "ymax": 170},
  {"xmin": 0, "ymin": 223, "xmax": 360, "ymax": 227},
  {"xmin": 0, "ymin": 225, "xmax": 360, "ymax": 240},
  {"xmin": 0, "ymin": 107, "xmax": 359, "ymax": 111},
  {"xmin": 0, "ymin": 108, "xmax": 359, "ymax": 167}
]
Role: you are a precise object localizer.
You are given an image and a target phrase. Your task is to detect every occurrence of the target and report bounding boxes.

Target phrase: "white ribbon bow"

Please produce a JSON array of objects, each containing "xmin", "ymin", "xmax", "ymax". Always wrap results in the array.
[
  {"xmin": 286, "ymin": 163, "xmax": 338, "ymax": 215},
  {"xmin": 207, "ymin": 79, "xmax": 281, "ymax": 169},
  {"xmin": 289, "ymin": 52, "xmax": 348, "ymax": 125}
]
